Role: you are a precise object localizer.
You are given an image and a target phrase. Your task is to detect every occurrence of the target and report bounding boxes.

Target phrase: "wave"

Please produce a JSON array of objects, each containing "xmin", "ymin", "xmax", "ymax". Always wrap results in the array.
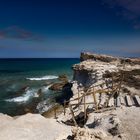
[
  {"xmin": 5, "ymin": 85, "xmax": 51, "ymax": 103},
  {"xmin": 42, "ymin": 85, "xmax": 52, "ymax": 92},
  {"xmin": 6, "ymin": 84, "xmax": 18, "ymax": 92},
  {"xmin": 26, "ymin": 75, "xmax": 58, "ymax": 81},
  {"xmin": 5, "ymin": 89, "xmax": 37, "ymax": 103},
  {"xmin": 36, "ymin": 100, "xmax": 57, "ymax": 114}
]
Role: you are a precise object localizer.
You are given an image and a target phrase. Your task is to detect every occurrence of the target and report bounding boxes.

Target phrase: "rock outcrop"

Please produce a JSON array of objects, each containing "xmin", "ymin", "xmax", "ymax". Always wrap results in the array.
[
  {"xmin": 80, "ymin": 52, "xmax": 140, "ymax": 65},
  {"xmin": 73, "ymin": 60, "xmax": 118, "ymax": 87},
  {"xmin": 0, "ymin": 113, "xmax": 71, "ymax": 140},
  {"xmin": 73, "ymin": 52, "xmax": 140, "ymax": 88},
  {"xmin": 0, "ymin": 52, "xmax": 140, "ymax": 140},
  {"xmin": 80, "ymin": 52, "xmax": 119, "ymax": 62}
]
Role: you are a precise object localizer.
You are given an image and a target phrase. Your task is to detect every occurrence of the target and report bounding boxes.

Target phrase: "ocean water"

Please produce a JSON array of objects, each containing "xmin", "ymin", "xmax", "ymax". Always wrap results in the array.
[{"xmin": 0, "ymin": 58, "xmax": 79, "ymax": 116}]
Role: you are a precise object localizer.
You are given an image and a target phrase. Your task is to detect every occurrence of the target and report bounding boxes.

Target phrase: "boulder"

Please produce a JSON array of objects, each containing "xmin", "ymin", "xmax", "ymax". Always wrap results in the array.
[
  {"xmin": 49, "ymin": 82, "xmax": 66, "ymax": 91},
  {"xmin": 58, "ymin": 74, "xmax": 68, "ymax": 82}
]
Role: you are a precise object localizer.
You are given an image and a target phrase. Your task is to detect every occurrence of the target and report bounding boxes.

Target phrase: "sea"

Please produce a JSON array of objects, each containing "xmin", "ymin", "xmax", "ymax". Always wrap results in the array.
[{"xmin": 0, "ymin": 58, "xmax": 79, "ymax": 116}]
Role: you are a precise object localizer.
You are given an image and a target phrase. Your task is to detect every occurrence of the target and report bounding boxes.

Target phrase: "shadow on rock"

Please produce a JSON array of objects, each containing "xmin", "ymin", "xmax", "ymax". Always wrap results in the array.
[{"xmin": 55, "ymin": 83, "xmax": 73, "ymax": 105}]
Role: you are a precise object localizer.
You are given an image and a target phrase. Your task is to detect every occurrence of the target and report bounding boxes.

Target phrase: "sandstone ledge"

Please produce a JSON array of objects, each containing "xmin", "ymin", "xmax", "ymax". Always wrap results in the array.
[
  {"xmin": 0, "ymin": 113, "xmax": 71, "ymax": 140},
  {"xmin": 80, "ymin": 52, "xmax": 140, "ymax": 65}
]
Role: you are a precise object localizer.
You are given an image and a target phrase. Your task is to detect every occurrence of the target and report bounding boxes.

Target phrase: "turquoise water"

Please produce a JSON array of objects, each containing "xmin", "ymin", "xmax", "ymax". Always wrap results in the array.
[{"xmin": 0, "ymin": 58, "xmax": 79, "ymax": 116}]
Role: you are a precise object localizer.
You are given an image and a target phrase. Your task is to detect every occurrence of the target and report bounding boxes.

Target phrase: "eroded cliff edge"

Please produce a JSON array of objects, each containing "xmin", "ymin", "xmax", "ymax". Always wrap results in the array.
[
  {"xmin": 73, "ymin": 52, "xmax": 140, "ymax": 93},
  {"xmin": 0, "ymin": 52, "xmax": 140, "ymax": 140}
]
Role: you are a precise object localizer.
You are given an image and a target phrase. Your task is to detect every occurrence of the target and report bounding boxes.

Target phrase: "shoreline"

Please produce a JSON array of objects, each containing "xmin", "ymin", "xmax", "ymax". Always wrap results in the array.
[{"xmin": 0, "ymin": 52, "xmax": 140, "ymax": 140}]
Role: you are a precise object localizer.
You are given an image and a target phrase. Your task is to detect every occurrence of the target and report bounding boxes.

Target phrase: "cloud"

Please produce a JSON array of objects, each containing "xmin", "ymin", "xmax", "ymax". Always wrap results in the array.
[
  {"xmin": 0, "ymin": 26, "xmax": 45, "ymax": 41},
  {"xmin": 102, "ymin": 0, "xmax": 140, "ymax": 29}
]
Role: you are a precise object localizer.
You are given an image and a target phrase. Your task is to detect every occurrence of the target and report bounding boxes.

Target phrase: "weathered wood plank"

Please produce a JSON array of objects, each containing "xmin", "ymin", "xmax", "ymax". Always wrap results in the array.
[
  {"xmin": 120, "ymin": 96, "xmax": 125, "ymax": 105},
  {"xmin": 94, "ymin": 107, "xmax": 116, "ymax": 113},
  {"xmin": 116, "ymin": 97, "xmax": 121, "ymax": 107},
  {"xmin": 83, "ymin": 93, "xmax": 87, "ymax": 123},
  {"xmin": 125, "ymin": 95, "xmax": 133, "ymax": 107},
  {"xmin": 134, "ymin": 95, "xmax": 140, "ymax": 106},
  {"xmin": 69, "ymin": 104, "xmax": 78, "ymax": 126}
]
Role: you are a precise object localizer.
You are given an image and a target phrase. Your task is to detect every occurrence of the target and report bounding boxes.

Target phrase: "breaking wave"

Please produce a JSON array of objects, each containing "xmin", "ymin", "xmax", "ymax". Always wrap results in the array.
[
  {"xmin": 5, "ymin": 85, "xmax": 51, "ymax": 103},
  {"xmin": 42, "ymin": 85, "xmax": 52, "ymax": 92},
  {"xmin": 5, "ymin": 89, "xmax": 37, "ymax": 103},
  {"xmin": 26, "ymin": 75, "xmax": 58, "ymax": 81}
]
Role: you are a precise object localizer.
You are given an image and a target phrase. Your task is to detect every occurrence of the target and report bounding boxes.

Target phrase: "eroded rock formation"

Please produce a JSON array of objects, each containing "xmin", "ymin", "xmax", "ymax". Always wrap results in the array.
[
  {"xmin": 0, "ymin": 113, "xmax": 71, "ymax": 140},
  {"xmin": 73, "ymin": 52, "xmax": 140, "ymax": 89},
  {"xmin": 80, "ymin": 52, "xmax": 140, "ymax": 65}
]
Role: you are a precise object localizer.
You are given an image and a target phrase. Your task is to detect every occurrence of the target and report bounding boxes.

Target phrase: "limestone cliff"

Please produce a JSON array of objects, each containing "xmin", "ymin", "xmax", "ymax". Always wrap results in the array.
[
  {"xmin": 73, "ymin": 52, "xmax": 140, "ymax": 89},
  {"xmin": 80, "ymin": 52, "xmax": 140, "ymax": 65}
]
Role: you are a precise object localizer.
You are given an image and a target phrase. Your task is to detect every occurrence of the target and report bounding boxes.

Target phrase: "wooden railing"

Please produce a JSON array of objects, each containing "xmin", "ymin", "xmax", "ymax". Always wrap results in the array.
[{"xmin": 54, "ymin": 71, "xmax": 125, "ymax": 126}]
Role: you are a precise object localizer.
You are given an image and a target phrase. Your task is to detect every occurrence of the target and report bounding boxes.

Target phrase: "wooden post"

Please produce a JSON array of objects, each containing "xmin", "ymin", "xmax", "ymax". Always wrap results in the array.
[
  {"xmin": 69, "ymin": 104, "xmax": 78, "ymax": 126},
  {"xmin": 118, "ymin": 72, "xmax": 124, "ymax": 94},
  {"xmin": 83, "ymin": 93, "xmax": 86, "ymax": 123},
  {"xmin": 92, "ymin": 87, "xmax": 98, "ymax": 110}
]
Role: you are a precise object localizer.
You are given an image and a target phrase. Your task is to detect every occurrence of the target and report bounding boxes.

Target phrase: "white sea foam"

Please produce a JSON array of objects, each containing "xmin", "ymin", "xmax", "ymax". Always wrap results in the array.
[
  {"xmin": 42, "ymin": 85, "xmax": 52, "ymax": 92},
  {"xmin": 5, "ymin": 85, "xmax": 51, "ymax": 103},
  {"xmin": 5, "ymin": 89, "xmax": 37, "ymax": 103},
  {"xmin": 26, "ymin": 75, "xmax": 58, "ymax": 81}
]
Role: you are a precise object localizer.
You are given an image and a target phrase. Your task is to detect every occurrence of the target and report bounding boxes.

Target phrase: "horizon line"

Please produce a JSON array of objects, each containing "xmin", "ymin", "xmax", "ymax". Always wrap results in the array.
[{"xmin": 0, "ymin": 57, "xmax": 80, "ymax": 59}]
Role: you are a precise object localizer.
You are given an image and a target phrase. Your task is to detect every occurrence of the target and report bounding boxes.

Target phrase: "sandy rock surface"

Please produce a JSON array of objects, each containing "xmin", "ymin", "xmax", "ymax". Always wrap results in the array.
[{"xmin": 0, "ymin": 113, "xmax": 71, "ymax": 140}]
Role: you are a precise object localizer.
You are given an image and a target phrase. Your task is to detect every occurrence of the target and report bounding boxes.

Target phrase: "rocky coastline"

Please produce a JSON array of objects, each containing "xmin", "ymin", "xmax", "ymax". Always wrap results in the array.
[{"xmin": 0, "ymin": 52, "xmax": 140, "ymax": 140}]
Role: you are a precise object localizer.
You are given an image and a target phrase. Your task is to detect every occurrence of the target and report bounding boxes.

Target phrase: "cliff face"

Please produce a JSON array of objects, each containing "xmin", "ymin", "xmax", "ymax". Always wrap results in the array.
[
  {"xmin": 80, "ymin": 52, "xmax": 140, "ymax": 65},
  {"xmin": 73, "ymin": 60, "xmax": 118, "ymax": 87},
  {"xmin": 73, "ymin": 52, "xmax": 140, "ymax": 88},
  {"xmin": 80, "ymin": 52, "xmax": 118, "ymax": 62}
]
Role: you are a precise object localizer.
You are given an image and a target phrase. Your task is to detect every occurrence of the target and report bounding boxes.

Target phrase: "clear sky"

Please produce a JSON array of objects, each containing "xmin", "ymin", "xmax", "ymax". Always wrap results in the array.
[{"xmin": 0, "ymin": 0, "xmax": 140, "ymax": 58}]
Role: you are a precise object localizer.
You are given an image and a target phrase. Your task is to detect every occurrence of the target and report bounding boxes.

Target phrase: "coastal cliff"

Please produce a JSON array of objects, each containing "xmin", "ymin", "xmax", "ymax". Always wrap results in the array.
[
  {"xmin": 73, "ymin": 52, "xmax": 140, "ymax": 91},
  {"xmin": 0, "ymin": 52, "xmax": 140, "ymax": 140},
  {"xmin": 80, "ymin": 52, "xmax": 140, "ymax": 64}
]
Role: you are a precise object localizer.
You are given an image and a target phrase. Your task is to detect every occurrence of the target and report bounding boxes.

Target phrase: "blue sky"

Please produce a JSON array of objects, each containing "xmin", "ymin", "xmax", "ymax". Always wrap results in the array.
[{"xmin": 0, "ymin": 0, "xmax": 140, "ymax": 58}]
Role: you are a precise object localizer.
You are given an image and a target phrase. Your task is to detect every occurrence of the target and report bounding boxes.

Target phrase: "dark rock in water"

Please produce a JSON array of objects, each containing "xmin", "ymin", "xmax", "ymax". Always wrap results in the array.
[
  {"xmin": 8, "ymin": 86, "xmax": 29, "ymax": 98},
  {"xmin": 20, "ymin": 86, "xmax": 29, "ymax": 92},
  {"xmin": 49, "ymin": 82, "xmax": 66, "ymax": 91},
  {"xmin": 37, "ymin": 89, "xmax": 43, "ymax": 97},
  {"xmin": 58, "ymin": 74, "xmax": 68, "ymax": 82},
  {"xmin": 55, "ymin": 83, "xmax": 73, "ymax": 105},
  {"xmin": 37, "ymin": 82, "xmax": 73, "ymax": 115},
  {"xmin": 49, "ymin": 74, "xmax": 68, "ymax": 91}
]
